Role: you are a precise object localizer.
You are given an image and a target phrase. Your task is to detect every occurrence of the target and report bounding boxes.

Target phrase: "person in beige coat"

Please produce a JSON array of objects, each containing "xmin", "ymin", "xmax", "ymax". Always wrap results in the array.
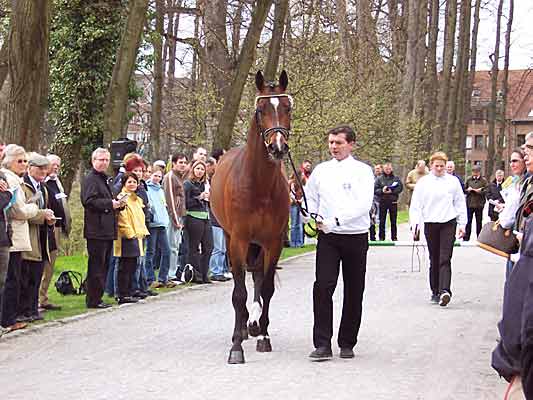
[
  {"xmin": 0, "ymin": 145, "xmax": 39, "ymax": 331},
  {"xmin": 405, "ymin": 160, "xmax": 429, "ymax": 205}
]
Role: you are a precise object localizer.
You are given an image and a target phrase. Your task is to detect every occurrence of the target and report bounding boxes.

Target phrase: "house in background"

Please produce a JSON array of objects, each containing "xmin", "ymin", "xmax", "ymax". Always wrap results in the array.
[{"xmin": 466, "ymin": 69, "xmax": 533, "ymax": 177}]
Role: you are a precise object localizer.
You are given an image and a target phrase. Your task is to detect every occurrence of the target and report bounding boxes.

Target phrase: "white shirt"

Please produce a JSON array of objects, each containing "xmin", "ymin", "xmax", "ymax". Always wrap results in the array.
[
  {"xmin": 304, "ymin": 156, "xmax": 374, "ymax": 234},
  {"xmin": 409, "ymin": 172, "xmax": 467, "ymax": 230}
]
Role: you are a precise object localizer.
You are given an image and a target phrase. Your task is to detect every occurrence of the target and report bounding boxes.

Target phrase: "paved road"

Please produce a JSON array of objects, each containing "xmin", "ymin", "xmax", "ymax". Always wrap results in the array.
[{"xmin": 0, "ymin": 245, "xmax": 508, "ymax": 400}]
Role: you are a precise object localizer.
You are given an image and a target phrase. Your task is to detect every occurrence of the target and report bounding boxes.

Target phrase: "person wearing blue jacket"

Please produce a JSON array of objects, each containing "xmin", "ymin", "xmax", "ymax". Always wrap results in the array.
[{"xmin": 145, "ymin": 169, "xmax": 175, "ymax": 288}]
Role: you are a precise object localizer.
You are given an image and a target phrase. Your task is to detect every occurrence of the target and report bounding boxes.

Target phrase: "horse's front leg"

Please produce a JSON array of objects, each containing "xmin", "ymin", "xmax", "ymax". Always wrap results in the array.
[
  {"xmin": 256, "ymin": 242, "xmax": 281, "ymax": 353},
  {"xmin": 229, "ymin": 266, "xmax": 247, "ymax": 364},
  {"xmin": 249, "ymin": 269, "xmax": 264, "ymax": 337}
]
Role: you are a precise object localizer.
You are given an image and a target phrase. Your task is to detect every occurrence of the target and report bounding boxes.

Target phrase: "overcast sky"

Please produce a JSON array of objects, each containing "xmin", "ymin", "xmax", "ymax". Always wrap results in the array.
[{"xmin": 476, "ymin": 0, "xmax": 533, "ymax": 70}]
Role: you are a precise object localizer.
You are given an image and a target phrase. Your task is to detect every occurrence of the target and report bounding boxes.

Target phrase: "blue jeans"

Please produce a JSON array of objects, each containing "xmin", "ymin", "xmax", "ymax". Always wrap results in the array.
[
  {"xmin": 209, "ymin": 226, "xmax": 227, "ymax": 276},
  {"xmin": 146, "ymin": 226, "xmax": 171, "ymax": 283},
  {"xmin": 105, "ymin": 256, "xmax": 119, "ymax": 297},
  {"xmin": 168, "ymin": 223, "xmax": 183, "ymax": 279},
  {"xmin": 290, "ymin": 204, "xmax": 304, "ymax": 247},
  {"xmin": 132, "ymin": 255, "xmax": 147, "ymax": 292}
]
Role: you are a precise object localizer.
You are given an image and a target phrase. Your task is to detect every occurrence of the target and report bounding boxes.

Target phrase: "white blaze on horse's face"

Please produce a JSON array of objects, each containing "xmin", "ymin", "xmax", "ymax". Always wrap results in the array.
[
  {"xmin": 269, "ymin": 97, "xmax": 285, "ymax": 154},
  {"xmin": 249, "ymin": 301, "xmax": 262, "ymax": 326}
]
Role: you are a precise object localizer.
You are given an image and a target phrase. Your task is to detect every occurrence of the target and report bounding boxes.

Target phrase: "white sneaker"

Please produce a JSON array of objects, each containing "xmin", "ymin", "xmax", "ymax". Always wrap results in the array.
[
  {"xmin": 439, "ymin": 292, "xmax": 451, "ymax": 307},
  {"xmin": 223, "ymin": 272, "xmax": 233, "ymax": 279}
]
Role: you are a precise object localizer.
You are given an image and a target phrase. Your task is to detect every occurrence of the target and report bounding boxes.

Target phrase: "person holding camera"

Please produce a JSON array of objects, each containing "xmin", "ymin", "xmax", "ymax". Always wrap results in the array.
[
  {"xmin": 183, "ymin": 160, "xmax": 213, "ymax": 284},
  {"xmin": 409, "ymin": 151, "xmax": 467, "ymax": 307}
]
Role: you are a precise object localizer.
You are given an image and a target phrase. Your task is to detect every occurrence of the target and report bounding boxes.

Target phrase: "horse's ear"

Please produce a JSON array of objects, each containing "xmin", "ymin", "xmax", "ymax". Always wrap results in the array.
[
  {"xmin": 279, "ymin": 70, "xmax": 288, "ymax": 91},
  {"xmin": 256, "ymin": 70, "xmax": 265, "ymax": 91}
]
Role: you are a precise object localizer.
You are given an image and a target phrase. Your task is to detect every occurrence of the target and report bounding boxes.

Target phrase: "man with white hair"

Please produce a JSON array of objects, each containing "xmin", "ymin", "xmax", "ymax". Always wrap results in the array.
[
  {"xmin": 81, "ymin": 148, "xmax": 125, "ymax": 308},
  {"xmin": 39, "ymin": 154, "xmax": 72, "ymax": 311},
  {"xmin": 446, "ymin": 161, "xmax": 465, "ymax": 192}
]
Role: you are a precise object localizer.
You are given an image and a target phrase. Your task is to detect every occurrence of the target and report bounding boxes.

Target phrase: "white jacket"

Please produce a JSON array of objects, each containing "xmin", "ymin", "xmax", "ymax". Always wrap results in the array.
[{"xmin": 1, "ymin": 168, "xmax": 38, "ymax": 252}]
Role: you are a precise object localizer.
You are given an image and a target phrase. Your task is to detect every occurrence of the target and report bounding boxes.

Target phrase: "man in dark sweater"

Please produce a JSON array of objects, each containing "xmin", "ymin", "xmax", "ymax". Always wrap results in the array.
[
  {"xmin": 374, "ymin": 163, "xmax": 403, "ymax": 241},
  {"xmin": 464, "ymin": 165, "xmax": 488, "ymax": 241}
]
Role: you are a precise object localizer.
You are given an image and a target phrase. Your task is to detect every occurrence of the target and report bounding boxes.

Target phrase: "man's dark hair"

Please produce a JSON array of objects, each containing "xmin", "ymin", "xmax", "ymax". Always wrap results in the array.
[
  {"xmin": 327, "ymin": 125, "xmax": 356, "ymax": 143},
  {"xmin": 171, "ymin": 152, "xmax": 187, "ymax": 163},
  {"xmin": 211, "ymin": 148, "xmax": 225, "ymax": 161}
]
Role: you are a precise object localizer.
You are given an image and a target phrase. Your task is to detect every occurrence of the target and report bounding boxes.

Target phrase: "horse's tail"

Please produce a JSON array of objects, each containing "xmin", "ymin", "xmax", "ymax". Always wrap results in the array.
[{"xmin": 246, "ymin": 243, "xmax": 263, "ymax": 272}]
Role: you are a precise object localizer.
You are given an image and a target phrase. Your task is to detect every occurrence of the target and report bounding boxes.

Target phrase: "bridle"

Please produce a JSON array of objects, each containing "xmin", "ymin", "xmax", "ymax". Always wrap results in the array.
[{"xmin": 254, "ymin": 94, "xmax": 293, "ymax": 144}]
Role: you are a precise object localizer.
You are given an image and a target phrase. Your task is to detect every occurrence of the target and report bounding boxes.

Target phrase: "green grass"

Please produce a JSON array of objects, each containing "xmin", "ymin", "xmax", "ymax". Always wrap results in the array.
[
  {"xmin": 280, "ymin": 244, "xmax": 316, "ymax": 259},
  {"xmin": 397, "ymin": 210, "xmax": 409, "ymax": 225}
]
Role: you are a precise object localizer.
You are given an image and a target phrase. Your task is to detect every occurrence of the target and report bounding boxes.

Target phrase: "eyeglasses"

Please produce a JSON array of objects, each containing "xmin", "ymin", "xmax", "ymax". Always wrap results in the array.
[{"xmin": 17, "ymin": 159, "xmax": 28, "ymax": 164}]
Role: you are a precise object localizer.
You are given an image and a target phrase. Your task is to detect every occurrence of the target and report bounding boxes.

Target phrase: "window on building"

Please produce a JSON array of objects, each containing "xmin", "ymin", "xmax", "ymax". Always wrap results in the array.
[
  {"xmin": 474, "ymin": 135, "xmax": 484, "ymax": 149},
  {"xmin": 518, "ymin": 134, "xmax": 526, "ymax": 146},
  {"xmin": 466, "ymin": 136, "xmax": 472, "ymax": 149}
]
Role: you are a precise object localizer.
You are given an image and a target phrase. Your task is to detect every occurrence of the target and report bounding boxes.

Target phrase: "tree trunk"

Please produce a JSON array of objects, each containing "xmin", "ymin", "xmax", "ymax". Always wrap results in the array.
[
  {"xmin": 453, "ymin": 0, "xmax": 472, "ymax": 166},
  {"xmin": 214, "ymin": 0, "xmax": 274, "ymax": 150},
  {"xmin": 4, "ymin": 0, "xmax": 50, "ymax": 149},
  {"xmin": 412, "ymin": 0, "xmax": 428, "ymax": 120},
  {"xmin": 434, "ymin": 0, "xmax": 457, "ymax": 152},
  {"xmin": 423, "ymin": 0, "xmax": 439, "ymax": 152},
  {"xmin": 335, "ymin": 0, "xmax": 352, "ymax": 63},
  {"xmin": 499, "ymin": 0, "xmax": 514, "ymax": 172},
  {"xmin": 0, "ymin": 34, "xmax": 9, "ymax": 92},
  {"xmin": 264, "ymin": 0, "xmax": 289, "ymax": 81},
  {"xmin": 103, "ymin": 0, "xmax": 150, "ymax": 147},
  {"xmin": 400, "ymin": 0, "xmax": 421, "ymax": 118},
  {"xmin": 486, "ymin": 0, "xmax": 504, "ymax": 177},
  {"xmin": 150, "ymin": 0, "xmax": 164, "ymax": 159}
]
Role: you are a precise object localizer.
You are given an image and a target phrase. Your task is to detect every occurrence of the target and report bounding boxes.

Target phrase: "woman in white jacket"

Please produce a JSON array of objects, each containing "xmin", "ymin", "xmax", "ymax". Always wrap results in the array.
[
  {"xmin": 0, "ymin": 145, "xmax": 39, "ymax": 331},
  {"xmin": 409, "ymin": 151, "xmax": 467, "ymax": 307}
]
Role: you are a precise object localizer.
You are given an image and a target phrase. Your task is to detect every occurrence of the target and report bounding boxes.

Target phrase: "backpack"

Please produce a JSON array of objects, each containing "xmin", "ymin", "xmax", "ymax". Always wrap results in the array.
[
  {"xmin": 180, "ymin": 264, "xmax": 195, "ymax": 284},
  {"xmin": 55, "ymin": 271, "xmax": 85, "ymax": 295}
]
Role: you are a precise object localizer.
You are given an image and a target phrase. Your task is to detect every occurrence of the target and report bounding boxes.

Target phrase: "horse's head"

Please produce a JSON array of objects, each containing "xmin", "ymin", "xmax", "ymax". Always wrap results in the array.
[{"xmin": 254, "ymin": 70, "xmax": 292, "ymax": 160}]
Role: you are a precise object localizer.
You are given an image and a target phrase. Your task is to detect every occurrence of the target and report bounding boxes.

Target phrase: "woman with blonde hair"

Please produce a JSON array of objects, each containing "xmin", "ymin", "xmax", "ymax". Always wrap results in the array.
[
  {"xmin": 409, "ymin": 151, "xmax": 467, "ymax": 307},
  {"xmin": 0, "ymin": 145, "xmax": 39, "ymax": 331},
  {"xmin": 183, "ymin": 160, "xmax": 213, "ymax": 284}
]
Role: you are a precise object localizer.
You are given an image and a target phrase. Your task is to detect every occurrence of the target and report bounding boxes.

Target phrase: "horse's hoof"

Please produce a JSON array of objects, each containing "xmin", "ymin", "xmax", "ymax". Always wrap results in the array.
[
  {"xmin": 256, "ymin": 338, "xmax": 272, "ymax": 352},
  {"xmin": 241, "ymin": 327, "xmax": 249, "ymax": 340},
  {"xmin": 248, "ymin": 321, "xmax": 260, "ymax": 337},
  {"xmin": 228, "ymin": 350, "xmax": 245, "ymax": 364}
]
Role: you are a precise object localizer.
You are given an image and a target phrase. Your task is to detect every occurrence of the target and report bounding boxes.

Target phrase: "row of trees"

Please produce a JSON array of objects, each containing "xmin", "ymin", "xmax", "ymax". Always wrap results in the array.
[{"xmin": 0, "ymin": 0, "xmax": 518, "ymax": 193}]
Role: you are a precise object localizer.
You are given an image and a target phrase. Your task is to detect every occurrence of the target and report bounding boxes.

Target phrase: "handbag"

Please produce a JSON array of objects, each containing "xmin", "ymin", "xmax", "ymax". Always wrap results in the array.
[{"xmin": 477, "ymin": 220, "xmax": 519, "ymax": 258}]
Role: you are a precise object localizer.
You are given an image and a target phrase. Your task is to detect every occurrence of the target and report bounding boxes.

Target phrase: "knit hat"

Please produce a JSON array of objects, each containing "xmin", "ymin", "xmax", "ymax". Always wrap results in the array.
[{"xmin": 124, "ymin": 154, "xmax": 144, "ymax": 172}]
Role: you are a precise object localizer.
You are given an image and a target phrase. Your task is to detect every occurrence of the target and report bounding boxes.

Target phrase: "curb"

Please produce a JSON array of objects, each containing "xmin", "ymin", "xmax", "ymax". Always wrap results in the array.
[{"xmin": 0, "ymin": 249, "xmax": 316, "ymax": 343}]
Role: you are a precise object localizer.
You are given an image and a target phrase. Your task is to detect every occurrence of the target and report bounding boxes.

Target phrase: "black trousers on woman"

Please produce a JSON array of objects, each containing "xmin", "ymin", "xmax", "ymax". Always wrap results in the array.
[
  {"xmin": 313, "ymin": 232, "xmax": 368, "ymax": 350},
  {"xmin": 424, "ymin": 219, "xmax": 457, "ymax": 296},
  {"xmin": 1, "ymin": 252, "xmax": 22, "ymax": 327},
  {"xmin": 117, "ymin": 257, "xmax": 138, "ymax": 299},
  {"xmin": 185, "ymin": 216, "xmax": 213, "ymax": 282}
]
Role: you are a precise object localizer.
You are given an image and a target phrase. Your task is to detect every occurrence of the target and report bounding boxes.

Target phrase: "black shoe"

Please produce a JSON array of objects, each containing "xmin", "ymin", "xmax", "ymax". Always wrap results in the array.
[
  {"xmin": 309, "ymin": 347, "xmax": 333, "ymax": 361},
  {"xmin": 145, "ymin": 289, "xmax": 159, "ymax": 297},
  {"xmin": 41, "ymin": 303, "xmax": 62, "ymax": 311},
  {"xmin": 118, "ymin": 297, "xmax": 139, "ymax": 305},
  {"xmin": 88, "ymin": 302, "xmax": 112, "ymax": 309},
  {"xmin": 211, "ymin": 275, "xmax": 228, "ymax": 282},
  {"xmin": 339, "ymin": 348, "xmax": 355, "ymax": 359},
  {"xmin": 132, "ymin": 291, "xmax": 148, "ymax": 299},
  {"xmin": 203, "ymin": 279, "xmax": 213, "ymax": 284},
  {"xmin": 30, "ymin": 313, "xmax": 44, "ymax": 322},
  {"xmin": 16, "ymin": 315, "xmax": 32, "ymax": 323},
  {"xmin": 430, "ymin": 294, "xmax": 439, "ymax": 304}
]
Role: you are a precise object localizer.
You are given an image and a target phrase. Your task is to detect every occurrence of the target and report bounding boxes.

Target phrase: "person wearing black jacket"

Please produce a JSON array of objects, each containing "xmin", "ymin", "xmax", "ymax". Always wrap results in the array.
[
  {"xmin": 81, "ymin": 148, "xmax": 124, "ymax": 309},
  {"xmin": 0, "ymin": 170, "xmax": 13, "ymax": 333},
  {"xmin": 374, "ymin": 163, "xmax": 403, "ymax": 241},
  {"xmin": 486, "ymin": 170, "xmax": 505, "ymax": 222},
  {"xmin": 183, "ymin": 160, "xmax": 213, "ymax": 284},
  {"xmin": 492, "ymin": 216, "xmax": 533, "ymax": 397}
]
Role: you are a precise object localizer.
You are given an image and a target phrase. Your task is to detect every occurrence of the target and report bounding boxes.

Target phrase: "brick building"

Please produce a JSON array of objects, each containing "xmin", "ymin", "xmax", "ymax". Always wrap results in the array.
[{"xmin": 466, "ymin": 69, "xmax": 533, "ymax": 177}]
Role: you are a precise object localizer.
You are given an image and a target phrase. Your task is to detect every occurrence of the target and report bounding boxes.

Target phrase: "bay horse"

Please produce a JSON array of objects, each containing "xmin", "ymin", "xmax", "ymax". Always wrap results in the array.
[{"xmin": 210, "ymin": 70, "xmax": 292, "ymax": 364}]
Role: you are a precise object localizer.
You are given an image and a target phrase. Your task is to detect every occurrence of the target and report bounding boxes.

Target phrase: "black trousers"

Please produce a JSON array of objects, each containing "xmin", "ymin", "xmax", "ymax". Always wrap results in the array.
[
  {"xmin": 378, "ymin": 200, "xmax": 398, "ymax": 241},
  {"xmin": 424, "ymin": 219, "xmax": 457, "ymax": 296},
  {"xmin": 86, "ymin": 239, "xmax": 113, "ymax": 307},
  {"xmin": 465, "ymin": 207, "xmax": 483, "ymax": 240},
  {"xmin": 313, "ymin": 232, "xmax": 368, "ymax": 349},
  {"xmin": 18, "ymin": 260, "xmax": 45, "ymax": 317},
  {"xmin": 185, "ymin": 216, "xmax": 214, "ymax": 282},
  {"xmin": 118, "ymin": 257, "xmax": 137, "ymax": 299},
  {"xmin": 1, "ymin": 252, "xmax": 21, "ymax": 327},
  {"xmin": 369, "ymin": 225, "xmax": 376, "ymax": 241}
]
